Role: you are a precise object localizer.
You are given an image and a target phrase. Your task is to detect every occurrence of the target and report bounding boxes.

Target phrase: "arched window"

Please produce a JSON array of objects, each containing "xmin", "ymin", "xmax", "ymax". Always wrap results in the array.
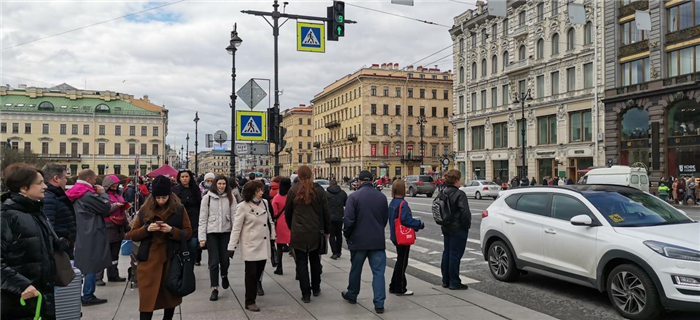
[
  {"xmin": 95, "ymin": 104, "xmax": 110, "ymax": 113},
  {"xmin": 584, "ymin": 21, "xmax": 593, "ymax": 45},
  {"xmin": 38, "ymin": 101, "xmax": 55, "ymax": 111},
  {"xmin": 459, "ymin": 66, "xmax": 464, "ymax": 83},
  {"xmin": 667, "ymin": 100, "xmax": 700, "ymax": 138},
  {"xmin": 537, "ymin": 39, "xmax": 544, "ymax": 59},
  {"xmin": 518, "ymin": 45, "xmax": 526, "ymax": 60},
  {"xmin": 492, "ymin": 55, "xmax": 498, "ymax": 74},
  {"xmin": 472, "ymin": 62, "xmax": 477, "ymax": 79},
  {"xmin": 503, "ymin": 51, "xmax": 509, "ymax": 70},
  {"xmin": 621, "ymin": 108, "xmax": 650, "ymax": 140},
  {"xmin": 567, "ymin": 28, "xmax": 575, "ymax": 50},
  {"xmin": 481, "ymin": 59, "xmax": 487, "ymax": 77},
  {"xmin": 552, "ymin": 33, "xmax": 560, "ymax": 55}
]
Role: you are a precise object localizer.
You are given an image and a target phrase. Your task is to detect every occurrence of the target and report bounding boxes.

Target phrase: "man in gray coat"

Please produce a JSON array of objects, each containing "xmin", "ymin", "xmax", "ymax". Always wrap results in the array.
[{"xmin": 66, "ymin": 170, "xmax": 112, "ymax": 306}]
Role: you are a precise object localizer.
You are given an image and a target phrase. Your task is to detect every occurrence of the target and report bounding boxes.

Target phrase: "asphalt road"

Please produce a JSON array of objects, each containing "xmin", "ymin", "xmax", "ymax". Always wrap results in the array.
[{"xmin": 342, "ymin": 186, "xmax": 700, "ymax": 320}]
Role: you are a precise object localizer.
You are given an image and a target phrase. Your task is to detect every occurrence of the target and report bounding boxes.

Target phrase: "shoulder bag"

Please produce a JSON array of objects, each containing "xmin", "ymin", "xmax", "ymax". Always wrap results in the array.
[
  {"xmin": 166, "ymin": 206, "xmax": 196, "ymax": 297},
  {"xmin": 48, "ymin": 227, "xmax": 76, "ymax": 287},
  {"xmin": 394, "ymin": 201, "xmax": 416, "ymax": 246}
]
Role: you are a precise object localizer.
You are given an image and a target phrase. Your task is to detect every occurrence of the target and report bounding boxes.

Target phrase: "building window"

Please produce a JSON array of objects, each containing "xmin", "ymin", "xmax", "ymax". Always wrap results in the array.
[
  {"xmin": 42, "ymin": 123, "xmax": 49, "ymax": 134},
  {"xmin": 129, "ymin": 143, "xmax": 136, "ymax": 155},
  {"xmin": 383, "ymin": 104, "xmax": 389, "ymax": 115},
  {"xmin": 371, "ymin": 124, "xmax": 376, "ymax": 135},
  {"xmin": 141, "ymin": 126, "xmax": 147, "ymax": 136},
  {"xmin": 99, "ymin": 125, "xmax": 105, "ymax": 135},
  {"xmin": 471, "ymin": 62, "xmax": 477, "ymax": 79},
  {"xmin": 24, "ymin": 142, "xmax": 31, "ymax": 151},
  {"xmin": 481, "ymin": 59, "xmax": 487, "ymax": 77},
  {"xmin": 408, "ymin": 105, "xmax": 414, "ymax": 116},
  {"xmin": 492, "ymin": 24, "xmax": 498, "ymax": 40},
  {"xmin": 408, "ymin": 88, "xmax": 414, "ymax": 98},
  {"xmin": 537, "ymin": 39, "xmax": 544, "ymax": 59},
  {"xmin": 537, "ymin": 3, "xmax": 544, "ymax": 22},
  {"xmin": 371, "ymin": 104, "xmax": 377, "ymax": 115},
  {"xmin": 432, "ymin": 107, "xmax": 437, "ymax": 117},
  {"xmin": 537, "ymin": 115, "xmax": 557, "ymax": 145},
  {"xmin": 471, "ymin": 33, "xmax": 477, "ymax": 47},
  {"xmin": 431, "ymin": 125, "xmax": 437, "ymax": 136},
  {"xmin": 12, "ymin": 123, "xmax": 19, "ymax": 134},
  {"xmin": 567, "ymin": 67, "xmax": 576, "ymax": 91},
  {"xmin": 431, "ymin": 145, "xmax": 438, "ymax": 157},
  {"xmin": 420, "ymin": 89, "xmax": 425, "ymax": 98},
  {"xmin": 519, "ymin": 10, "xmax": 526, "ymax": 26},
  {"xmin": 383, "ymin": 87, "xmax": 389, "ymax": 96},
  {"xmin": 443, "ymin": 126, "xmax": 449, "ymax": 137},
  {"xmin": 459, "ymin": 38, "xmax": 464, "ymax": 52},
  {"xmin": 60, "ymin": 142, "xmax": 66, "ymax": 154},
  {"xmin": 570, "ymin": 110, "xmax": 593, "ymax": 142},
  {"xmin": 503, "ymin": 18, "xmax": 509, "ymax": 36},
  {"xmin": 420, "ymin": 106, "xmax": 425, "ymax": 116},
  {"xmin": 443, "ymin": 90, "xmax": 449, "ymax": 100},
  {"xmin": 492, "ymin": 87, "xmax": 498, "ymax": 107},
  {"xmin": 141, "ymin": 144, "xmax": 147, "ymax": 155},
  {"xmin": 458, "ymin": 128, "xmax": 465, "ymax": 151},
  {"xmin": 668, "ymin": 46, "xmax": 700, "ymax": 77},
  {"xmin": 383, "ymin": 124, "xmax": 389, "ymax": 135},
  {"xmin": 584, "ymin": 21, "xmax": 593, "ymax": 45},
  {"xmin": 396, "ymin": 124, "xmax": 402, "ymax": 135},
  {"xmin": 518, "ymin": 45, "xmax": 526, "ymax": 60},
  {"xmin": 584, "ymin": 63, "xmax": 593, "ymax": 88},
  {"xmin": 518, "ymin": 80, "xmax": 526, "ymax": 95},
  {"xmin": 308, "ymin": 129, "xmax": 311, "ymax": 136},
  {"xmin": 503, "ymin": 51, "xmax": 509, "ymax": 69},
  {"xmin": 443, "ymin": 107, "xmax": 449, "ymax": 117},
  {"xmin": 83, "ymin": 125, "xmax": 89, "ymax": 135},
  {"xmin": 0, "ymin": 123, "xmax": 6, "ymax": 134},
  {"xmin": 481, "ymin": 90, "xmax": 487, "ymax": 110},
  {"xmin": 395, "ymin": 87, "xmax": 401, "ymax": 97},
  {"xmin": 551, "ymin": 71, "xmax": 560, "ymax": 95},
  {"xmin": 42, "ymin": 142, "xmax": 49, "ymax": 154},
  {"xmin": 115, "ymin": 143, "xmax": 121, "ymax": 155},
  {"xmin": 24, "ymin": 123, "xmax": 31, "ymax": 134},
  {"xmin": 153, "ymin": 126, "xmax": 159, "ymax": 136},
  {"xmin": 408, "ymin": 125, "xmax": 414, "ymax": 136},
  {"xmin": 83, "ymin": 143, "xmax": 89, "ymax": 155},
  {"xmin": 621, "ymin": 20, "xmax": 646, "ymax": 45},
  {"xmin": 517, "ymin": 119, "xmax": 527, "ymax": 146},
  {"xmin": 98, "ymin": 143, "xmax": 105, "ymax": 155},
  {"xmin": 299, "ymin": 129, "xmax": 302, "ymax": 136},
  {"xmin": 471, "ymin": 92, "xmax": 477, "ymax": 111},
  {"xmin": 459, "ymin": 67, "xmax": 464, "ymax": 83},
  {"xmin": 432, "ymin": 89, "xmax": 437, "ymax": 99},
  {"xmin": 537, "ymin": 75, "xmax": 545, "ymax": 98},
  {"xmin": 552, "ymin": 0, "xmax": 559, "ymax": 15},
  {"xmin": 491, "ymin": 55, "xmax": 498, "ymax": 74},
  {"xmin": 459, "ymin": 96, "xmax": 465, "ymax": 114},
  {"xmin": 481, "ymin": 28, "xmax": 487, "ymax": 45},
  {"xmin": 472, "ymin": 126, "xmax": 485, "ymax": 150},
  {"xmin": 552, "ymin": 33, "xmax": 560, "ymax": 55},
  {"xmin": 152, "ymin": 144, "xmax": 159, "ymax": 155},
  {"xmin": 493, "ymin": 122, "xmax": 508, "ymax": 148},
  {"xmin": 130, "ymin": 126, "xmax": 135, "ymax": 136},
  {"xmin": 567, "ymin": 28, "xmax": 575, "ymax": 50},
  {"xmin": 667, "ymin": 1, "xmax": 698, "ymax": 33},
  {"xmin": 115, "ymin": 125, "xmax": 121, "ymax": 136},
  {"xmin": 60, "ymin": 124, "xmax": 66, "ymax": 134},
  {"xmin": 371, "ymin": 86, "xmax": 377, "ymax": 96}
]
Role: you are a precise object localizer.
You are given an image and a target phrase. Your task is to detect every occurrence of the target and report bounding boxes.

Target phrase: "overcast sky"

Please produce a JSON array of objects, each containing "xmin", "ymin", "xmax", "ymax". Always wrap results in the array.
[{"xmin": 1, "ymin": 0, "xmax": 470, "ymax": 151}]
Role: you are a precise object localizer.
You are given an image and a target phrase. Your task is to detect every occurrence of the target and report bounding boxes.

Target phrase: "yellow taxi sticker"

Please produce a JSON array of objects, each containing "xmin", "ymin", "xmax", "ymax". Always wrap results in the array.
[{"xmin": 609, "ymin": 214, "xmax": 625, "ymax": 223}]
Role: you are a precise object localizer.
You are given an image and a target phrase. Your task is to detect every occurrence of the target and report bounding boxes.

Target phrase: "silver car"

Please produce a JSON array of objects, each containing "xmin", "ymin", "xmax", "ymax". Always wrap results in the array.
[
  {"xmin": 460, "ymin": 180, "xmax": 501, "ymax": 200},
  {"xmin": 405, "ymin": 175, "xmax": 436, "ymax": 197},
  {"xmin": 314, "ymin": 179, "xmax": 330, "ymax": 190}
]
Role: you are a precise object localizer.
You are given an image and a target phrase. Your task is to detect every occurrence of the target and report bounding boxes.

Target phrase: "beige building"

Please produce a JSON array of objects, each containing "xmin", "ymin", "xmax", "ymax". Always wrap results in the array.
[
  {"xmin": 198, "ymin": 150, "xmax": 230, "ymax": 176},
  {"xmin": 279, "ymin": 105, "xmax": 314, "ymax": 176},
  {"xmin": 311, "ymin": 63, "xmax": 453, "ymax": 179},
  {"xmin": 0, "ymin": 83, "xmax": 168, "ymax": 176},
  {"xmin": 450, "ymin": 1, "xmax": 605, "ymax": 183}
]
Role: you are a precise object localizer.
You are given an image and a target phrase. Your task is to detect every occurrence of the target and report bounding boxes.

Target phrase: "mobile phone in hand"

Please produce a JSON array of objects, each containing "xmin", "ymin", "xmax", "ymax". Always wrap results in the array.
[{"xmin": 156, "ymin": 221, "xmax": 163, "ymax": 225}]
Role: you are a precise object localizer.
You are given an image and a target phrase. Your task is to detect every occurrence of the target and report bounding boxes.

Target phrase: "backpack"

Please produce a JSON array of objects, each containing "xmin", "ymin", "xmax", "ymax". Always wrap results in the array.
[{"xmin": 432, "ymin": 190, "xmax": 453, "ymax": 225}]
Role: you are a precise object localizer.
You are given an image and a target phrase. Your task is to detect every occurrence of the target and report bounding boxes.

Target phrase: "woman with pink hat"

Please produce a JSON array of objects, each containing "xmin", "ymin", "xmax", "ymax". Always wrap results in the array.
[{"xmin": 97, "ymin": 174, "xmax": 129, "ymax": 284}]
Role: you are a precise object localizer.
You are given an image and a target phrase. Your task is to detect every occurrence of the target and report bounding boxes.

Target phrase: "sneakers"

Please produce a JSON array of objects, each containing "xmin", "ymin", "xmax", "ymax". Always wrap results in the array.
[
  {"xmin": 245, "ymin": 304, "xmax": 260, "ymax": 312},
  {"xmin": 195, "ymin": 262, "xmax": 202, "ymax": 266},
  {"xmin": 375, "ymin": 307, "xmax": 385, "ymax": 314},
  {"xmin": 108, "ymin": 276, "xmax": 126, "ymax": 282},
  {"xmin": 449, "ymin": 284, "xmax": 469, "ymax": 290},
  {"xmin": 210, "ymin": 289, "xmax": 219, "ymax": 301},
  {"xmin": 221, "ymin": 276, "xmax": 229, "ymax": 290},
  {"xmin": 301, "ymin": 294, "xmax": 311, "ymax": 303},
  {"xmin": 396, "ymin": 290, "xmax": 414, "ymax": 296},
  {"xmin": 95, "ymin": 280, "xmax": 106, "ymax": 286},
  {"xmin": 81, "ymin": 296, "xmax": 107, "ymax": 306},
  {"xmin": 257, "ymin": 281, "xmax": 265, "ymax": 296},
  {"xmin": 341, "ymin": 291, "xmax": 356, "ymax": 304}
]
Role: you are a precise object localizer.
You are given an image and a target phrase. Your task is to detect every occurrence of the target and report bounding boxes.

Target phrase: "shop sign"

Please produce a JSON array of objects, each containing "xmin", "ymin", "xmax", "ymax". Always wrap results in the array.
[
  {"xmin": 621, "ymin": 139, "xmax": 650, "ymax": 149},
  {"xmin": 679, "ymin": 164, "xmax": 697, "ymax": 173},
  {"xmin": 668, "ymin": 135, "xmax": 700, "ymax": 147},
  {"xmin": 455, "ymin": 154, "xmax": 465, "ymax": 161},
  {"xmin": 470, "ymin": 154, "xmax": 485, "ymax": 161},
  {"xmin": 535, "ymin": 150, "xmax": 556, "ymax": 158},
  {"xmin": 567, "ymin": 149, "xmax": 592, "ymax": 157},
  {"xmin": 491, "ymin": 152, "xmax": 508, "ymax": 159}
]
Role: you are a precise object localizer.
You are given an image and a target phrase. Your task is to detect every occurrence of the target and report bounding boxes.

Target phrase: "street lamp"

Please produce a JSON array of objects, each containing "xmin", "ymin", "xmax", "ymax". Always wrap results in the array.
[
  {"xmin": 513, "ymin": 89, "xmax": 533, "ymax": 182},
  {"xmin": 194, "ymin": 112, "xmax": 200, "ymax": 178},
  {"xmin": 180, "ymin": 146, "xmax": 184, "ymax": 169},
  {"xmin": 328, "ymin": 139, "xmax": 333, "ymax": 179},
  {"xmin": 286, "ymin": 147, "xmax": 292, "ymax": 176},
  {"xmin": 417, "ymin": 115, "xmax": 427, "ymax": 174},
  {"xmin": 186, "ymin": 133, "xmax": 190, "ymax": 170},
  {"xmin": 226, "ymin": 23, "xmax": 243, "ymax": 178}
]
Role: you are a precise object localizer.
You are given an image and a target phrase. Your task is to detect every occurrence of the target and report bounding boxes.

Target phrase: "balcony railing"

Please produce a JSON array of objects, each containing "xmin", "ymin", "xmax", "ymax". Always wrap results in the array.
[
  {"xmin": 504, "ymin": 59, "xmax": 530, "ymax": 74},
  {"xmin": 663, "ymin": 73, "xmax": 700, "ymax": 86},
  {"xmin": 347, "ymin": 133, "xmax": 358, "ymax": 141},
  {"xmin": 325, "ymin": 157, "xmax": 341, "ymax": 164},
  {"xmin": 38, "ymin": 153, "xmax": 82, "ymax": 160},
  {"xmin": 400, "ymin": 156, "xmax": 423, "ymax": 163},
  {"xmin": 511, "ymin": 25, "xmax": 527, "ymax": 37},
  {"xmin": 324, "ymin": 120, "xmax": 341, "ymax": 129}
]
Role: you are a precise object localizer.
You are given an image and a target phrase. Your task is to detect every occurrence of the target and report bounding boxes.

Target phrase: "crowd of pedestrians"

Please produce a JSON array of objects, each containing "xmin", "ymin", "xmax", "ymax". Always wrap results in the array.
[{"xmin": 1, "ymin": 162, "xmax": 476, "ymax": 318}]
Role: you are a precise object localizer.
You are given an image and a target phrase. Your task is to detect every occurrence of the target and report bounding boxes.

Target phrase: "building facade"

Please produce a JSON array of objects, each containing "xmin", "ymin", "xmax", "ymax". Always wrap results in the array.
[
  {"xmin": 279, "ymin": 105, "xmax": 314, "ymax": 176},
  {"xmin": 603, "ymin": 0, "xmax": 700, "ymax": 185},
  {"xmin": 0, "ymin": 83, "xmax": 168, "ymax": 176},
  {"xmin": 198, "ymin": 150, "xmax": 231, "ymax": 176},
  {"xmin": 311, "ymin": 63, "xmax": 453, "ymax": 180},
  {"xmin": 450, "ymin": 0, "xmax": 605, "ymax": 183}
]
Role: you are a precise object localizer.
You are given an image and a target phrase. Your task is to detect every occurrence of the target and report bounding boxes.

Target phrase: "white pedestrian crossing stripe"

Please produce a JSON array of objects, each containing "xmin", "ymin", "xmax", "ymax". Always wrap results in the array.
[
  {"xmin": 302, "ymin": 29, "xmax": 320, "ymax": 45},
  {"xmin": 242, "ymin": 117, "xmax": 261, "ymax": 134}
]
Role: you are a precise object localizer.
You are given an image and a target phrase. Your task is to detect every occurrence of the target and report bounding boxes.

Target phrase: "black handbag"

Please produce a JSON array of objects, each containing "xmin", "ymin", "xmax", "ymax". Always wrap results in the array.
[
  {"xmin": 49, "ymin": 228, "xmax": 75, "ymax": 287},
  {"xmin": 166, "ymin": 229, "xmax": 196, "ymax": 297},
  {"xmin": 317, "ymin": 193, "xmax": 328, "ymax": 255}
]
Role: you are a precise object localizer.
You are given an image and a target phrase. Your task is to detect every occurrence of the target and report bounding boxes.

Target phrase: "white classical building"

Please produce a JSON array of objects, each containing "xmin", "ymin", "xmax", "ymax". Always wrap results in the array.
[{"xmin": 450, "ymin": 0, "xmax": 605, "ymax": 183}]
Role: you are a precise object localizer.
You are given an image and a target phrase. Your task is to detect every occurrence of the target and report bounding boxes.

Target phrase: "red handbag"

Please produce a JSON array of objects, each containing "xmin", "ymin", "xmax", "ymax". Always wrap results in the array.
[{"xmin": 394, "ymin": 201, "xmax": 416, "ymax": 246}]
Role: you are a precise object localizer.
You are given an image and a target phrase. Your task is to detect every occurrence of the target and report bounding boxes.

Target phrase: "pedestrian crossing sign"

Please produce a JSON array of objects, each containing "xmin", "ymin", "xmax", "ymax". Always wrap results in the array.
[
  {"xmin": 297, "ymin": 22, "xmax": 325, "ymax": 53},
  {"xmin": 236, "ymin": 111, "xmax": 267, "ymax": 141}
]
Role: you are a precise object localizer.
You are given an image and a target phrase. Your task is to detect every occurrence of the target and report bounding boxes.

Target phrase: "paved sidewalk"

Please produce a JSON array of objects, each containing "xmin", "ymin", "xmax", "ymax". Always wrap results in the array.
[{"xmin": 84, "ymin": 248, "xmax": 558, "ymax": 320}]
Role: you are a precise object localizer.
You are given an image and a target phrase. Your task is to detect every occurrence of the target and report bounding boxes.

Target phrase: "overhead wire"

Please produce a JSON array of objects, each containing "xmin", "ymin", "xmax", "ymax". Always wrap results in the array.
[{"xmin": 345, "ymin": 2, "xmax": 452, "ymax": 27}]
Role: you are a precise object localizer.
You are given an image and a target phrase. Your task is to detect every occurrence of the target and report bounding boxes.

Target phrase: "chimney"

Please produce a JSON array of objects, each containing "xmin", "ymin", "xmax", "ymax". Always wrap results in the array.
[
  {"xmin": 371, "ymin": 64, "xmax": 379, "ymax": 69},
  {"xmin": 476, "ymin": 1, "xmax": 485, "ymax": 14},
  {"xmin": 407, "ymin": 65, "xmax": 414, "ymax": 71},
  {"xmin": 143, "ymin": 94, "xmax": 149, "ymax": 102},
  {"xmin": 394, "ymin": 63, "xmax": 399, "ymax": 70},
  {"xmin": 380, "ymin": 63, "xmax": 386, "ymax": 69}
]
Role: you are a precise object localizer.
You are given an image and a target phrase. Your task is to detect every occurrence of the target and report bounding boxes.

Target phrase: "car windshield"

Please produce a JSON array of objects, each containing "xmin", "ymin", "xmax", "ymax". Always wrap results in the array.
[
  {"xmin": 583, "ymin": 190, "xmax": 694, "ymax": 227},
  {"xmin": 419, "ymin": 176, "xmax": 434, "ymax": 182},
  {"xmin": 315, "ymin": 180, "xmax": 329, "ymax": 185},
  {"xmin": 481, "ymin": 181, "xmax": 497, "ymax": 185}
]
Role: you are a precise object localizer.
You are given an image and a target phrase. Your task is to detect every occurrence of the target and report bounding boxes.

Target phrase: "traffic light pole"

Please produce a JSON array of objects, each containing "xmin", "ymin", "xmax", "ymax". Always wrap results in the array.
[{"xmin": 242, "ymin": 0, "xmax": 355, "ymax": 177}]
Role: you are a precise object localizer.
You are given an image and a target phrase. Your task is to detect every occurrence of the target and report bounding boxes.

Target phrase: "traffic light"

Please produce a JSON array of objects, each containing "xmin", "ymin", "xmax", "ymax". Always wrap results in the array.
[
  {"xmin": 278, "ymin": 127, "xmax": 288, "ymax": 151},
  {"xmin": 267, "ymin": 108, "xmax": 280, "ymax": 143},
  {"xmin": 327, "ymin": 1, "xmax": 345, "ymax": 41}
]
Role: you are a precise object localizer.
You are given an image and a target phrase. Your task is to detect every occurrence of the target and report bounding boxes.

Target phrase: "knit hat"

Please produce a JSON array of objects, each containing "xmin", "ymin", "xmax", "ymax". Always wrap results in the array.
[
  {"xmin": 102, "ymin": 174, "xmax": 120, "ymax": 188},
  {"xmin": 152, "ymin": 175, "xmax": 172, "ymax": 197},
  {"xmin": 204, "ymin": 172, "xmax": 216, "ymax": 181}
]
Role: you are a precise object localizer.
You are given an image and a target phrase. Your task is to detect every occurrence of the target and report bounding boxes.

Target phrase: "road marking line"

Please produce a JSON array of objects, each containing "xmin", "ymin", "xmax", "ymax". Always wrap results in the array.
[
  {"xmin": 461, "ymin": 258, "xmax": 475, "ymax": 261},
  {"xmin": 428, "ymin": 251, "xmax": 441, "ymax": 255},
  {"xmin": 468, "ymin": 251, "xmax": 483, "ymax": 256},
  {"xmin": 418, "ymin": 236, "xmax": 481, "ymax": 246},
  {"xmin": 407, "ymin": 258, "xmax": 480, "ymax": 284}
]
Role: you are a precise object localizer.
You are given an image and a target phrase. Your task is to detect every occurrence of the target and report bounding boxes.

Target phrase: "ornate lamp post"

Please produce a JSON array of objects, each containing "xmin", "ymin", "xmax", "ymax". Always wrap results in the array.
[
  {"xmin": 194, "ymin": 112, "xmax": 200, "ymax": 177},
  {"xmin": 226, "ymin": 23, "xmax": 243, "ymax": 178},
  {"xmin": 513, "ymin": 89, "xmax": 533, "ymax": 182},
  {"xmin": 417, "ymin": 115, "xmax": 427, "ymax": 174},
  {"xmin": 185, "ymin": 133, "xmax": 190, "ymax": 170},
  {"xmin": 180, "ymin": 146, "xmax": 184, "ymax": 169}
]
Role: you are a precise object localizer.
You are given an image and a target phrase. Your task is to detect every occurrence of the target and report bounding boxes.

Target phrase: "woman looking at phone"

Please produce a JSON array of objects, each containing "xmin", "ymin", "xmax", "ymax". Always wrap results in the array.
[{"xmin": 127, "ymin": 175, "xmax": 192, "ymax": 320}]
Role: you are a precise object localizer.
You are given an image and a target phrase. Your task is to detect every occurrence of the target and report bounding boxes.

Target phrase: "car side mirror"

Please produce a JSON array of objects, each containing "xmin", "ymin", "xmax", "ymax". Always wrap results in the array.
[{"xmin": 570, "ymin": 215, "xmax": 593, "ymax": 227}]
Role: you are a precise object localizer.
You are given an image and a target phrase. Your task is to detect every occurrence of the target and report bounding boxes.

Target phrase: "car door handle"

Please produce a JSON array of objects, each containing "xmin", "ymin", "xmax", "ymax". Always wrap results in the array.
[
  {"xmin": 544, "ymin": 228, "xmax": 557, "ymax": 234},
  {"xmin": 505, "ymin": 219, "xmax": 515, "ymax": 225}
]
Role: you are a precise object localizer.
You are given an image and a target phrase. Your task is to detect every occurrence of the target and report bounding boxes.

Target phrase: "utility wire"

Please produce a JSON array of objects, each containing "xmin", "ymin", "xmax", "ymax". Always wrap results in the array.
[
  {"xmin": 2, "ymin": 0, "xmax": 187, "ymax": 50},
  {"xmin": 345, "ymin": 3, "xmax": 451, "ymax": 28}
]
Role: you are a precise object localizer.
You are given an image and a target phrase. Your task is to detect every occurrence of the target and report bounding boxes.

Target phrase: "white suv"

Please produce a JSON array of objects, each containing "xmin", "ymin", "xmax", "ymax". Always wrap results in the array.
[{"xmin": 480, "ymin": 185, "xmax": 700, "ymax": 320}]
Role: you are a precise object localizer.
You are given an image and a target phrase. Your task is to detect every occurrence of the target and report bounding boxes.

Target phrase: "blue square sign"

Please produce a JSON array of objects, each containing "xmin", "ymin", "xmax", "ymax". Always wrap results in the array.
[
  {"xmin": 236, "ymin": 111, "xmax": 267, "ymax": 141},
  {"xmin": 297, "ymin": 22, "xmax": 325, "ymax": 53}
]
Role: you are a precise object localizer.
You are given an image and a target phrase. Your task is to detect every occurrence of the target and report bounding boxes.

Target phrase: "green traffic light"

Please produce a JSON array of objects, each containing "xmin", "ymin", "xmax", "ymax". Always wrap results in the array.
[
  {"xmin": 338, "ymin": 14, "xmax": 344, "ymax": 23},
  {"xmin": 337, "ymin": 26, "xmax": 342, "ymax": 35}
]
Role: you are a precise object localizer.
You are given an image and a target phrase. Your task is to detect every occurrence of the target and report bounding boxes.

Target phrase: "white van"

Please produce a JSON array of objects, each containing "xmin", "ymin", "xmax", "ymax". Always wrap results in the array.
[{"xmin": 580, "ymin": 166, "xmax": 650, "ymax": 192}]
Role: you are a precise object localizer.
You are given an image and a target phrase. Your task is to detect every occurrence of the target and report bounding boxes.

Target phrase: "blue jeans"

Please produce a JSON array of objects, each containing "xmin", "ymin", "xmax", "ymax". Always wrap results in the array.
[
  {"xmin": 347, "ymin": 250, "xmax": 386, "ymax": 308},
  {"xmin": 82, "ymin": 273, "xmax": 96, "ymax": 300},
  {"xmin": 441, "ymin": 230, "xmax": 468, "ymax": 288}
]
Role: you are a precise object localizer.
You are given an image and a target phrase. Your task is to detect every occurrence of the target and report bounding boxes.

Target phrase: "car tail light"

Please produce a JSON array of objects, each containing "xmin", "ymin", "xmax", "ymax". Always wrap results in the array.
[
  {"xmin": 483, "ymin": 186, "xmax": 489, "ymax": 191},
  {"xmin": 482, "ymin": 210, "xmax": 488, "ymax": 218},
  {"xmin": 416, "ymin": 181, "xmax": 424, "ymax": 185}
]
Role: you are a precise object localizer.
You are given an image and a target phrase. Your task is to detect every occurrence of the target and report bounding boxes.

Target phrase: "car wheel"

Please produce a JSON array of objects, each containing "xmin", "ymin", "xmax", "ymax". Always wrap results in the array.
[
  {"xmin": 426, "ymin": 193, "xmax": 433, "ymax": 198},
  {"xmin": 409, "ymin": 187, "xmax": 416, "ymax": 197},
  {"xmin": 487, "ymin": 240, "xmax": 519, "ymax": 282},
  {"xmin": 475, "ymin": 191, "xmax": 482, "ymax": 200},
  {"xmin": 606, "ymin": 264, "xmax": 663, "ymax": 320}
]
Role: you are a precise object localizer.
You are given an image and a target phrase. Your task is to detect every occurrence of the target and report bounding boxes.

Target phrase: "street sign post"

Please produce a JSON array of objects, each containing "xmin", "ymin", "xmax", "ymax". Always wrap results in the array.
[
  {"xmin": 237, "ymin": 79, "xmax": 267, "ymax": 110},
  {"xmin": 235, "ymin": 143, "xmax": 250, "ymax": 155},
  {"xmin": 297, "ymin": 22, "xmax": 325, "ymax": 53},
  {"xmin": 236, "ymin": 111, "xmax": 267, "ymax": 141},
  {"xmin": 214, "ymin": 130, "xmax": 228, "ymax": 144}
]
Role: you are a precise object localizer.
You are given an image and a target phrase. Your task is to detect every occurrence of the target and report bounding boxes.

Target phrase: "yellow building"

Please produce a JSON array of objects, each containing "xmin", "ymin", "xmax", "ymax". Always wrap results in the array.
[
  {"xmin": 279, "ymin": 105, "xmax": 314, "ymax": 176},
  {"xmin": 0, "ymin": 83, "xmax": 168, "ymax": 176},
  {"xmin": 311, "ymin": 63, "xmax": 453, "ymax": 179},
  {"xmin": 198, "ymin": 150, "xmax": 230, "ymax": 176}
]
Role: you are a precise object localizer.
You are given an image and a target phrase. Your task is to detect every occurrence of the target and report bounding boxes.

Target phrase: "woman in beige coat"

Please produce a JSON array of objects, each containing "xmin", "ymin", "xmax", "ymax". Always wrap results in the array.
[{"xmin": 227, "ymin": 180, "xmax": 270, "ymax": 312}]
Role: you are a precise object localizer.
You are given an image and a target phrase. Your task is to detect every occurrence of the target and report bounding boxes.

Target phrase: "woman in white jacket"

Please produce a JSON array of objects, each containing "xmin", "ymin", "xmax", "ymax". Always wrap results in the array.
[{"xmin": 199, "ymin": 175, "xmax": 237, "ymax": 301}]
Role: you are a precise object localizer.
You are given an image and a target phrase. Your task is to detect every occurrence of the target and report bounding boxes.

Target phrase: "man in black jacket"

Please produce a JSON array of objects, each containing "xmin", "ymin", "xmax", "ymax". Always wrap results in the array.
[
  {"xmin": 440, "ymin": 170, "xmax": 471, "ymax": 290},
  {"xmin": 326, "ymin": 180, "xmax": 347, "ymax": 260},
  {"xmin": 42, "ymin": 163, "xmax": 77, "ymax": 259}
]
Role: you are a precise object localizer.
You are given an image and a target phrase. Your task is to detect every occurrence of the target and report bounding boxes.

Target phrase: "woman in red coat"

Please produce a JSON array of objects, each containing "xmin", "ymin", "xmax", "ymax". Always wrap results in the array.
[
  {"xmin": 271, "ymin": 178, "xmax": 291, "ymax": 275},
  {"xmin": 270, "ymin": 176, "xmax": 281, "ymax": 198}
]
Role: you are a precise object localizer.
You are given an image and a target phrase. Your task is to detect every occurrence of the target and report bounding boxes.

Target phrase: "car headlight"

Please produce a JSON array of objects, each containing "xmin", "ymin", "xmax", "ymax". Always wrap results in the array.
[{"xmin": 644, "ymin": 240, "xmax": 700, "ymax": 262}]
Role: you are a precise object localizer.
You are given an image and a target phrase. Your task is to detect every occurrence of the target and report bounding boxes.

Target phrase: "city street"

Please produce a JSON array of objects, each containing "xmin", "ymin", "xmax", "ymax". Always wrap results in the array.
[{"xmin": 351, "ymin": 187, "xmax": 700, "ymax": 320}]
